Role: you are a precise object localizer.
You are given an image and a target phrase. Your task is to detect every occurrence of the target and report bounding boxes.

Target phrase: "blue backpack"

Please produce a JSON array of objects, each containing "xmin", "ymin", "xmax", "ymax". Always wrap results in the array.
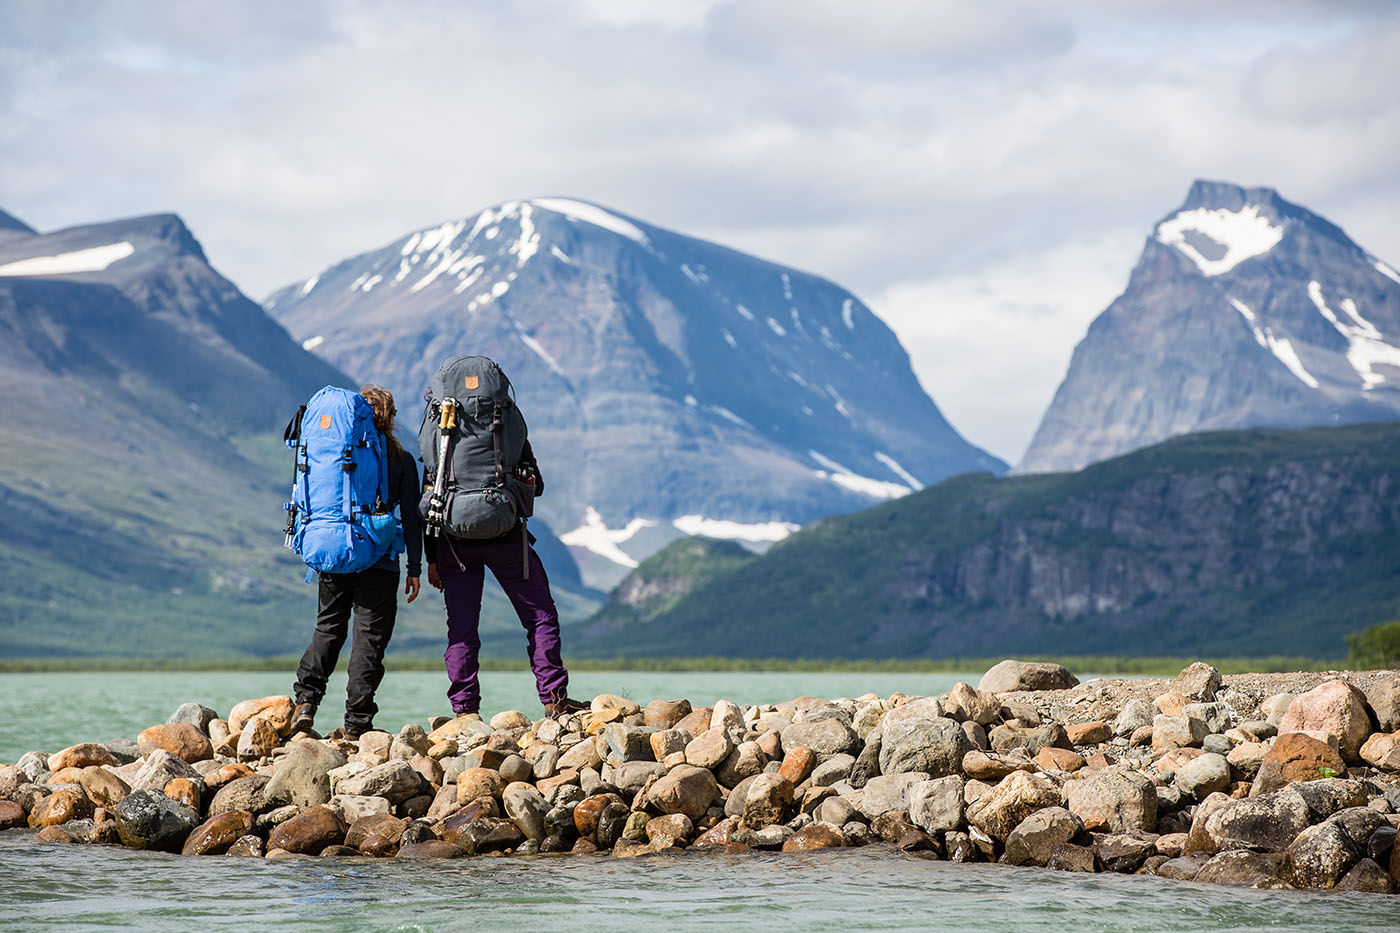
[{"xmin": 282, "ymin": 386, "xmax": 401, "ymax": 577}]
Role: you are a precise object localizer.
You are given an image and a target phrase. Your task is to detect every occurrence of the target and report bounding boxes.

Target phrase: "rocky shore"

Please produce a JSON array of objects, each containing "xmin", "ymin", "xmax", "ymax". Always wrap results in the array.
[{"xmin": 3, "ymin": 660, "xmax": 1399, "ymax": 895}]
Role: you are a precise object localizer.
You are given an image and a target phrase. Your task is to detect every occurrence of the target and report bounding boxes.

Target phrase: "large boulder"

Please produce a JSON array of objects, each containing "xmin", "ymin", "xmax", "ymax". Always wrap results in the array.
[
  {"xmin": 28, "ymin": 789, "xmax": 93, "ymax": 828},
  {"xmin": 1359, "ymin": 732, "xmax": 1400, "ymax": 771},
  {"xmin": 228, "ymin": 695, "xmax": 294, "ymax": 734},
  {"xmin": 648, "ymin": 765, "xmax": 719, "ymax": 822},
  {"xmin": 1286, "ymin": 820, "xmax": 1360, "ymax": 889},
  {"xmin": 1174, "ymin": 753, "xmax": 1230, "ymax": 800},
  {"xmin": 266, "ymin": 739, "xmax": 348, "ymax": 809},
  {"xmin": 268, "ymin": 805, "xmax": 346, "ymax": 854},
  {"xmin": 137, "ymin": 723, "xmax": 214, "ymax": 763},
  {"xmin": 978, "ymin": 660, "xmax": 1078, "ymax": 693},
  {"xmin": 855, "ymin": 772, "xmax": 931, "ymax": 820},
  {"xmin": 502, "ymin": 783, "xmax": 550, "ymax": 841},
  {"xmin": 1066, "ymin": 767, "xmax": 1157, "ymax": 834},
  {"xmin": 879, "ymin": 717, "xmax": 971, "ymax": 777},
  {"xmin": 779, "ymin": 719, "xmax": 859, "ymax": 759},
  {"xmin": 182, "ymin": 810, "xmax": 254, "ymax": 855},
  {"xmin": 1204, "ymin": 786, "xmax": 1311, "ymax": 854},
  {"xmin": 1005, "ymin": 807, "xmax": 1083, "ymax": 867},
  {"xmin": 965, "ymin": 770, "xmax": 1062, "ymax": 842},
  {"xmin": 208, "ymin": 775, "xmax": 271, "ymax": 815},
  {"xmin": 1362, "ymin": 676, "xmax": 1400, "ymax": 732},
  {"xmin": 1173, "ymin": 663, "xmax": 1221, "ymax": 702},
  {"xmin": 47, "ymin": 743, "xmax": 119, "ymax": 772},
  {"xmin": 941, "ymin": 683, "xmax": 1001, "ymax": 726},
  {"xmin": 336, "ymin": 759, "xmax": 422, "ymax": 804},
  {"xmin": 907, "ymin": 775, "xmax": 965, "ymax": 834},
  {"xmin": 684, "ymin": 728, "xmax": 735, "ymax": 770},
  {"xmin": 167, "ymin": 702, "xmax": 219, "ymax": 734},
  {"xmin": 130, "ymin": 749, "xmax": 202, "ymax": 793},
  {"xmin": 1194, "ymin": 850, "xmax": 1290, "ymax": 888},
  {"xmin": 1252, "ymin": 733, "xmax": 1346, "ymax": 794},
  {"xmin": 1277, "ymin": 680, "xmax": 1372, "ymax": 762},
  {"xmin": 741, "ymin": 773, "xmax": 794, "ymax": 829},
  {"xmin": 113, "ymin": 789, "xmax": 199, "ymax": 852},
  {"xmin": 643, "ymin": 698, "xmax": 692, "ymax": 730}
]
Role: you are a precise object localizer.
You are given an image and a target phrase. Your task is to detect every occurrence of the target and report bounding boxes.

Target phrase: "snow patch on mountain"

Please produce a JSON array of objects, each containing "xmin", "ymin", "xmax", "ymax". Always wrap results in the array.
[
  {"xmin": 1155, "ymin": 205, "xmax": 1285, "ymax": 276},
  {"xmin": 559, "ymin": 507, "xmax": 655, "ymax": 568},
  {"xmin": 810, "ymin": 450, "xmax": 912, "ymax": 500},
  {"xmin": 302, "ymin": 335, "xmax": 325, "ymax": 351},
  {"xmin": 0, "ymin": 241, "xmax": 135, "ymax": 276},
  {"xmin": 1375, "ymin": 260, "xmax": 1400, "ymax": 287},
  {"xmin": 672, "ymin": 514, "xmax": 800, "ymax": 543},
  {"xmin": 1308, "ymin": 281, "xmax": 1400, "ymax": 391},
  {"xmin": 1229, "ymin": 298, "xmax": 1319, "ymax": 388},
  {"xmin": 875, "ymin": 451, "xmax": 923, "ymax": 490},
  {"xmin": 531, "ymin": 198, "xmax": 649, "ymax": 245}
]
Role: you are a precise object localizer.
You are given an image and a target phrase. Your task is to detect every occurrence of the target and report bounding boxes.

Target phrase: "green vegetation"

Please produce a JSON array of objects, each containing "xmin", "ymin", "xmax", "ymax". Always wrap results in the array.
[
  {"xmin": 0, "ymin": 654, "xmax": 1338, "ymax": 676},
  {"xmin": 573, "ymin": 422, "xmax": 1400, "ymax": 661},
  {"xmin": 1346, "ymin": 619, "xmax": 1400, "ymax": 669}
]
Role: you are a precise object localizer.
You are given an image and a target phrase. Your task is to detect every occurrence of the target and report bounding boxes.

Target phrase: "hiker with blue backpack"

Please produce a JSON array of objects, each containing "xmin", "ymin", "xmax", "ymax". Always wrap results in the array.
[
  {"xmin": 418, "ymin": 356, "xmax": 585, "ymax": 719},
  {"xmin": 282, "ymin": 384, "xmax": 421, "ymax": 739}
]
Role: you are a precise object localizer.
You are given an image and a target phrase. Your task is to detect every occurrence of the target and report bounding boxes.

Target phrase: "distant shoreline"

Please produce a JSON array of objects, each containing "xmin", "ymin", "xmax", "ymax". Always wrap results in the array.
[{"xmin": 0, "ymin": 655, "xmax": 1340, "ymax": 676}]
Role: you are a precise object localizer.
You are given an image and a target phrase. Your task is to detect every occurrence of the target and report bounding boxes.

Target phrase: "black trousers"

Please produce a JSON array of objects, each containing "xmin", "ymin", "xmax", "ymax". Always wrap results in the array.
[{"xmin": 293, "ymin": 568, "xmax": 398, "ymax": 733}]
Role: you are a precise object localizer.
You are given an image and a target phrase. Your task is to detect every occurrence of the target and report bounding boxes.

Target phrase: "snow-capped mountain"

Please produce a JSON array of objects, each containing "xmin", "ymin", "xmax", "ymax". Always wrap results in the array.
[
  {"xmin": 1019, "ymin": 180, "xmax": 1400, "ymax": 473},
  {"xmin": 268, "ymin": 198, "xmax": 1005, "ymax": 585}
]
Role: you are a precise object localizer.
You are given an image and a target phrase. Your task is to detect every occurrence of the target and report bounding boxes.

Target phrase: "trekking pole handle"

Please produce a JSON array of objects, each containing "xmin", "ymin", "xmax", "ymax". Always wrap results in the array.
[{"xmin": 439, "ymin": 398, "xmax": 457, "ymax": 432}]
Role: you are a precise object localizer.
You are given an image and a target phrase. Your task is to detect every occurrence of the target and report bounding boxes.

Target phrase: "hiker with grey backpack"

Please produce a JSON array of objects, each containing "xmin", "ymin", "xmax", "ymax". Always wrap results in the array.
[
  {"xmin": 418, "ymin": 356, "xmax": 584, "ymax": 720},
  {"xmin": 281, "ymin": 384, "xmax": 422, "ymax": 740}
]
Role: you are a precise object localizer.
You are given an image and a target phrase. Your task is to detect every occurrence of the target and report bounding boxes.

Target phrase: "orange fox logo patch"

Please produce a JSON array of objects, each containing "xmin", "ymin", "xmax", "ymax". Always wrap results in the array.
[
  {"xmin": 464, "ymin": 376, "xmax": 479, "ymax": 390},
  {"xmin": 319, "ymin": 415, "xmax": 333, "ymax": 429}
]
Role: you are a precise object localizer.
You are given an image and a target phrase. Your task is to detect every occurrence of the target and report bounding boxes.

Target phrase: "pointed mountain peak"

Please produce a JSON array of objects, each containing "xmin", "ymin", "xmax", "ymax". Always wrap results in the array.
[
  {"xmin": 1151, "ymin": 180, "xmax": 1358, "ymax": 278},
  {"xmin": 0, "ymin": 206, "xmax": 37, "ymax": 237},
  {"xmin": 0, "ymin": 212, "xmax": 209, "ymax": 279}
]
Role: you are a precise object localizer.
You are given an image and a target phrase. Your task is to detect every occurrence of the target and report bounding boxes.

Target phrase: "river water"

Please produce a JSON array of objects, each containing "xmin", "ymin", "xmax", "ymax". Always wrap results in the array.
[{"xmin": 3, "ymin": 671, "xmax": 1398, "ymax": 930}]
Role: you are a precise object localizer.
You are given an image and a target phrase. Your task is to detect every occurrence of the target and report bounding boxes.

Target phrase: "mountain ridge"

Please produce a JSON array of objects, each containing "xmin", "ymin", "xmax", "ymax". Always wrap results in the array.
[{"xmin": 1019, "ymin": 180, "xmax": 1400, "ymax": 473}]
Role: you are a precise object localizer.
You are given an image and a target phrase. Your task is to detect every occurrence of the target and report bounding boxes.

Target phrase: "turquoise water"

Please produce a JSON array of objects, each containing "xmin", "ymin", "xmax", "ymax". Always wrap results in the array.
[
  {"xmin": 1, "ymin": 670, "xmax": 980, "ymax": 762},
  {"xmin": 1, "ymin": 833, "xmax": 1396, "ymax": 931},
  {"xmin": 3, "ymin": 671, "xmax": 1399, "ymax": 930}
]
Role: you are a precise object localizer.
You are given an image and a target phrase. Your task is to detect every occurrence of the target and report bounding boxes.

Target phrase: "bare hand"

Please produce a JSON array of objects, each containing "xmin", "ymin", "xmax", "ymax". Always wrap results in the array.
[
  {"xmin": 427, "ymin": 564, "xmax": 442, "ymax": 591},
  {"xmin": 405, "ymin": 576, "xmax": 421, "ymax": 603}
]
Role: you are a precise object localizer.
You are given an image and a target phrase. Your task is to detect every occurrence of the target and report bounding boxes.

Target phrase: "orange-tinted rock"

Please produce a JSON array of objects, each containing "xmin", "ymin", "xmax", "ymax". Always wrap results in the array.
[
  {"xmin": 0, "ymin": 800, "xmax": 26, "ymax": 830},
  {"xmin": 1262, "ymin": 733, "xmax": 1346, "ymax": 783},
  {"xmin": 778, "ymin": 747, "xmax": 816, "ymax": 785},
  {"xmin": 36, "ymin": 825, "xmax": 76, "ymax": 844},
  {"xmin": 268, "ymin": 806, "xmax": 345, "ymax": 854},
  {"xmin": 573, "ymin": 793, "xmax": 624, "ymax": 838},
  {"xmin": 1154, "ymin": 692, "xmax": 1189, "ymax": 716},
  {"xmin": 693, "ymin": 816, "xmax": 738, "ymax": 847},
  {"xmin": 47, "ymin": 767, "xmax": 86, "ymax": 785},
  {"xmin": 181, "ymin": 810, "xmax": 254, "ymax": 855},
  {"xmin": 673, "ymin": 707, "xmax": 714, "ymax": 736},
  {"xmin": 455, "ymin": 767, "xmax": 507, "ymax": 804},
  {"xmin": 644, "ymin": 699, "xmax": 693, "ymax": 730},
  {"xmin": 138, "ymin": 723, "xmax": 214, "ymax": 763},
  {"xmin": 1278, "ymin": 681, "xmax": 1372, "ymax": 762},
  {"xmin": 203, "ymin": 763, "xmax": 255, "ymax": 789},
  {"xmin": 164, "ymin": 777, "xmax": 201, "ymax": 810},
  {"xmin": 229, "ymin": 696, "xmax": 295, "ymax": 735},
  {"xmin": 535, "ymin": 769, "xmax": 580, "ymax": 795},
  {"xmin": 438, "ymin": 800, "xmax": 497, "ymax": 846},
  {"xmin": 27, "ymin": 788, "xmax": 93, "ymax": 828},
  {"xmin": 1085, "ymin": 752, "xmax": 1117, "ymax": 770},
  {"xmin": 782, "ymin": 823, "xmax": 847, "ymax": 851},
  {"xmin": 410, "ymin": 756, "xmax": 444, "ymax": 786},
  {"xmin": 1359, "ymin": 732, "xmax": 1400, "ymax": 772},
  {"xmin": 237, "ymin": 716, "xmax": 282, "ymax": 761},
  {"xmin": 1034, "ymin": 747, "xmax": 1086, "ymax": 773},
  {"xmin": 346, "ymin": 813, "xmax": 408, "ymax": 851},
  {"xmin": 48, "ymin": 743, "xmax": 119, "ymax": 772},
  {"xmin": 1066, "ymin": 722, "xmax": 1112, "ymax": 746},
  {"xmin": 1156, "ymin": 747, "xmax": 1205, "ymax": 773}
]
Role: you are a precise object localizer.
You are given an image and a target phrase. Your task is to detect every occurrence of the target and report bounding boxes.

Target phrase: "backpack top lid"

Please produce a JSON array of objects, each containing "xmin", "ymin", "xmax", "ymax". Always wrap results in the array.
[{"xmin": 429, "ymin": 355, "xmax": 512, "ymax": 403}]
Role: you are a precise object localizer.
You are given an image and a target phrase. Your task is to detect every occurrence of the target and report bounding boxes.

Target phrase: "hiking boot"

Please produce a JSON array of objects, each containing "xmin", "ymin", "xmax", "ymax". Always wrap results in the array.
[
  {"xmin": 544, "ymin": 697, "xmax": 587, "ymax": 717},
  {"xmin": 343, "ymin": 724, "xmax": 373, "ymax": 742},
  {"xmin": 290, "ymin": 702, "xmax": 317, "ymax": 735}
]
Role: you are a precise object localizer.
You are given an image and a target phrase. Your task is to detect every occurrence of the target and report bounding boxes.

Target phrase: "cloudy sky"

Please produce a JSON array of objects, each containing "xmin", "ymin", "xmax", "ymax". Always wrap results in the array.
[{"xmin": 2, "ymin": 0, "xmax": 1397, "ymax": 463}]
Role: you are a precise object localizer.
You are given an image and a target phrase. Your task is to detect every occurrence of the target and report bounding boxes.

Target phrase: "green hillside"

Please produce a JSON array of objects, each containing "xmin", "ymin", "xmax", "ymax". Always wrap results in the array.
[{"xmin": 573, "ymin": 422, "xmax": 1400, "ymax": 660}]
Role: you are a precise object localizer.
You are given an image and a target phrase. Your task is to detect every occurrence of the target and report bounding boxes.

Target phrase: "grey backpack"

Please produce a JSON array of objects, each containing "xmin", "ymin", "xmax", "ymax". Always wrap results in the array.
[{"xmin": 418, "ymin": 356, "xmax": 535, "ymax": 542}]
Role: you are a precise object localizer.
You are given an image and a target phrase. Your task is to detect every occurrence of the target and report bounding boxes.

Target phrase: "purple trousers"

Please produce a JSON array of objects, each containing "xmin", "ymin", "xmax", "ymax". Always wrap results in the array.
[{"xmin": 436, "ymin": 529, "xmax": 568, "ymax": 714}]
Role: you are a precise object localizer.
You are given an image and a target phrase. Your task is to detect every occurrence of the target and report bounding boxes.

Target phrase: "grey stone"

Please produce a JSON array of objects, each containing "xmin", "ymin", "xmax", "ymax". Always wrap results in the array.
[
  {"xmin": 130, "ymin": 749, "xmax": 202, "ymax": 793},
  {"xmin": 856, "ymin": 772, "xmax": 931, "ymax": 820},
  {"xmin": 266, "ymin": 739, "xmax": 348, "ymax": 809},
  {"xmin": 879, "ymin": 717, "xmax": 971, "ymax": 777},
  {"xmin": 334, "ymin": 759, "xmax": 422, "ymax": 804},
  {"xmin": 848, "ymin": 734, "xmax": 881, "ymax": 789},
  {"xmin": 716, "ymin": 741, "xmax": 766, "ymax": 788},
  {"xmin": 1174, "ymin": 753, "xmax": 1230, "ymax": 800},
  {"xmin": 390, "ymin": 725, "xmax": 432, "ymax": 760},
  {"xmin": 1005, "ymin": 806, "xmax": 1083, "ymax": 867},
  {"xmin": 503, "ymin": 784, "xmax": 550, "ymax": 841},
  {"xmin": 1205, "ymin": 786, "xmax": 1311, "ymax": 853},
  {"xmin": 611, "ymin": 760, "xmax": 668, "ymax": 795},
  {"xmin": 1173, "ymin": 663, "xmax": 1221, "ymax": 702},
  {"xmin": 1182, "ymin": 702, "xmax": 1231, "ymax": 735},
  {"xmin": 684, "ymin": 728, "xmax": 735, "ymax": 770},
  {"xmin": 1067, "ymin": 766, "xmax": 1157, "ymax": 834},
  {"xmin": 603, "ymin": 724, "xmax": 656, "ymax": 763},
  {"xmin": 166, "ymin": 703, "xmax": 219, "ymax": 734},
  {"xmin": 1153, "ymin": 714, "xmax": 1206, "ymax": 749},
  {"xmin": 814, "ymin": 796, "xmax": 859, "ymax": 827},
  {"xmin": 113, "ymin": 789, "xmax": 199, "ymax": 852},
  {"xmin": 331, "ymin": 794, "xmax": 392, "ymax": 822},
  {"xmin": 1113, "ymin": 700, "xmax": 1155, "ymax": 738},
  {"xmin": 810, "ymin": 753, "xmax": 855, "ymax": 787},
  {"xmin": 908, "ymin": 775, "xmax": 965, "ymax": 834},
  {"xmin": 779, "ymin": 719, "xmax": 859, "ymax": 759},
  {"xmin": 209, "ymin": 775, "xmax": 271, "ymax": 815},
  {"xmin": 1201, "ymin": 734, "xmax": 1232, "ymax": 756},
  {"xmin": 978, "ymin": 660, "xmax": 1078, "ymax": 693}
]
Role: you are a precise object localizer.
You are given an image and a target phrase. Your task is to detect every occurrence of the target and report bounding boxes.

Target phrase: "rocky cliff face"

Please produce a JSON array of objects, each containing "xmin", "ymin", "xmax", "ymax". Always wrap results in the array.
[
  {"xmin": 266, "ymin": 198, "xmax": 1004, "ymax": 586},
  {"xmin": 1019, "ymin": 181, "xmax": 1400, "ymax": 473},
  {"xmin": 578, "ymin": 423, "xmax": 1400, "ymax": 659}
]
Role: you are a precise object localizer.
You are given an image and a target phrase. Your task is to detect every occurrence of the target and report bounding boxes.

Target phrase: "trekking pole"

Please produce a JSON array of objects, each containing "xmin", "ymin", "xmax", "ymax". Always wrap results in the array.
[{"xmin": 426, "ymin": 398, "xmax": 457, "ymax": 538}]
